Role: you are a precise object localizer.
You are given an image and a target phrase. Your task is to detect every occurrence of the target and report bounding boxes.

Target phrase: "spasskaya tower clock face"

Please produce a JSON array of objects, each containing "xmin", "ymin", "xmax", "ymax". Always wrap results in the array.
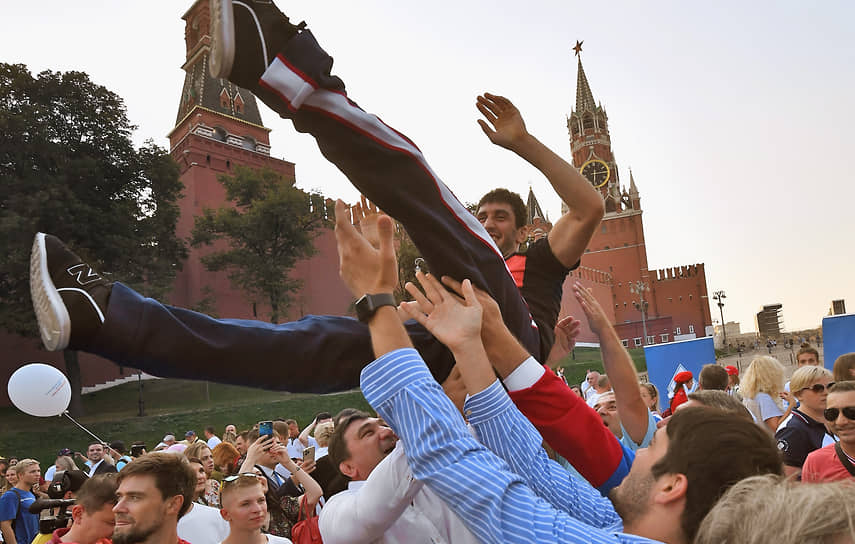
[{"xmin": 580, "ymin": 159, "xmax": 610, "ymax": 188}]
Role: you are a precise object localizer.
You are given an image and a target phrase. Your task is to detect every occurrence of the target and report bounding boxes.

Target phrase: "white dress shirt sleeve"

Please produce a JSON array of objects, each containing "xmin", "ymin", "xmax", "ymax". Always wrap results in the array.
[{"xmin": 318, "ymin": 441, "xmax": 423, "ymax": 543}]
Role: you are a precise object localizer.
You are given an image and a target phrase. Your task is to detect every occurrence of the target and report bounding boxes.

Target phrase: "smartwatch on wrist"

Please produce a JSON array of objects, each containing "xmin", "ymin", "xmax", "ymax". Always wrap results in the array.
[{"xmin": 355, "ymin": 293, "xmax": 396, "ymax": 323}]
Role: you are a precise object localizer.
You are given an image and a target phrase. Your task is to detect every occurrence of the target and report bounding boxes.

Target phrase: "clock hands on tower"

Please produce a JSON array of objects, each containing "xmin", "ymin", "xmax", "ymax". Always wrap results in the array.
[{"xmin": 580, "ymin": 159, "xmax": 610, "ymax": 188}]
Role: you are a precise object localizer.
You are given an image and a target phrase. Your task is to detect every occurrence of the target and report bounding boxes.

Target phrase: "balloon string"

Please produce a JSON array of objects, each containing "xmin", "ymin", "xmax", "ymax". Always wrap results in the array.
[{"xmin": 62, "ymin": 411, "xmax": 108, "ymax": 445}]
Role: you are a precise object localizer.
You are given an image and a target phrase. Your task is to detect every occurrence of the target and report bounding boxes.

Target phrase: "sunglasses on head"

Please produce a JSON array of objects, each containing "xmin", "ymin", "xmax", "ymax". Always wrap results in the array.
[
  {"xmin": 823, "ymin": 406, "xmax": 855, "ymax": 422},
  {"xmin": 222, "ymin": 472, "xmax": 262, "ymax": 484},
  {"xmin": 800, "ymin": 382, "xmax": 834, "ymax": 394}
]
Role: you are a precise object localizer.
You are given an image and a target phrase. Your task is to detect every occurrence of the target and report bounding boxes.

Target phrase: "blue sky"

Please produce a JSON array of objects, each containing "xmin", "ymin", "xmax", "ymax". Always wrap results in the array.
[{"xmin": 4, "ymin": 1, "xmax": 853, "ymax": 332}]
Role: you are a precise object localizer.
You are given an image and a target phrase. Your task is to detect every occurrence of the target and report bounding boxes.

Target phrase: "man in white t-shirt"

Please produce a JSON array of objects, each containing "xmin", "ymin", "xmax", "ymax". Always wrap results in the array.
[
  {"xmin": 177, "ymin": 458, "xmax": 230, "ymax": 544},
  {"xmin": 218, "ymin": 474, "xmax": 292, "ymax": 544},
  {"xmin": 586, "ymin": 374, "xmax": 611, "ymax": 408},
  {"xmin": 205, "ymin": 427, "xmax": 222, "ymax": 450},
  {"xmin": 282, "ymin": 420, "xmax": 318, "ymax": 460},
  {"xmin": 580, "ymin": 370, "xmax": 600, "ymax": 401}
]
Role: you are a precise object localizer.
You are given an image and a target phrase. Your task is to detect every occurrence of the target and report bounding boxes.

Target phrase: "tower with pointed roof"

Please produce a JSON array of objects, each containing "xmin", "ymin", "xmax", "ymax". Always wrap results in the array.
[
  {"xmin": 567, "ymin": 43, "xmax": 620, "ymax": 206},
  {"xmin": 166, "ymin": 0, "xmax": 351, "ymax": 320},
  {"xmin": 557, "ymin": 42, "xmax": 712, "ymax": 345}
]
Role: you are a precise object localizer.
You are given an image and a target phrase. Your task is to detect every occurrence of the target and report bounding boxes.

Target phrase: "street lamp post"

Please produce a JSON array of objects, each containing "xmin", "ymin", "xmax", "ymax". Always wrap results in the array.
[
  {"xmin": 713, "ymin": 290, "xmax": 727, "ymax": 347},
  {"xmin": 630, "ymin": 281, "xmax": 650, "ymax": 346},
  {"xmin": 137, "ymin": 372, "xmax": 145, "ymax": 417}
]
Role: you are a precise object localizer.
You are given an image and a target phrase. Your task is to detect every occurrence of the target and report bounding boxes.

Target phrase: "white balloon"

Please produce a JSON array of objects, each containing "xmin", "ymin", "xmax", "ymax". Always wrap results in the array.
[{"xmin": 8, "ymin": 363, "xmax": 71, "ymax": 417}]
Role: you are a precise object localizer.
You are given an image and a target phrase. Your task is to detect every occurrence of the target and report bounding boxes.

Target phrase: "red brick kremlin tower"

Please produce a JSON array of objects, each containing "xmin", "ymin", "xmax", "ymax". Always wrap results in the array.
[
  {"xmin": 556, "ymin": 42, "xmax": 712, "ymax": 346},
  {"xmin": 167, "ymin": 1, "xmax": 351, "ymax": 320}
]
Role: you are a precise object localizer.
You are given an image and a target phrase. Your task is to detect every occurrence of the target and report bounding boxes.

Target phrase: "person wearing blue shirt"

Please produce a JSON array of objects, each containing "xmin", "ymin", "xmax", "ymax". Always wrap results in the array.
[
  {"xmin": 0, "ymin": 459, "xmax": 41, "ymax": 544},
  {"xmin": 332, "ymin": 201, "xmax": 784, "ymax": 544}
]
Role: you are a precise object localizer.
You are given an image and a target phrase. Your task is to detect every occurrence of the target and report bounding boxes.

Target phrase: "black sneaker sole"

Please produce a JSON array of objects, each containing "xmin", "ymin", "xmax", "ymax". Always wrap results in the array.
[
  {"xmin": 30, "ymin": 232, "xmax": 71, "ymax": 351},
  {"xmin": 210, "ymin": 0, "xmax": 236, "ymax": 79}
]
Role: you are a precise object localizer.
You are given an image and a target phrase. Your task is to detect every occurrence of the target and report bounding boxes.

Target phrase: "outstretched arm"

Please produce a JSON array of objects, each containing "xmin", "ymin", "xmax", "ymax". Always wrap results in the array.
[
  {"xmin": 477, "ymin": 93, "xmax": 604, "ymax": 268},
  {"xmin": 333, "ymin": 199, "xmax": 411, "ymax": 355},
  {"xmin": 545, "ymin": 316, "xmax": 582, "ymax": 368},
  {"xmin": 335, "ymin": 200, "xmax": 625, "ymax": 543},
  {"xmin": 403, "ymin": 274, "xmax": 625, "ymax": 515},
  {"xmin": 298, "ymin": 417, "xmax": 316, "ymax": 447},
  {"xmin": 574, "ymin": 282, "xmax": 650, "ymax": 446},
  {"xmin": 439, "ymin": 276, "xmax": 630, "ymax": 494}
]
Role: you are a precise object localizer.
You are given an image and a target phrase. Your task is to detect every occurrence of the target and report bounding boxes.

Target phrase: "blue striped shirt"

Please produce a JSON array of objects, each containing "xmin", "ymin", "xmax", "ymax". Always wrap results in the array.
[{"xmin": 361, "ymin": 348, "xmax": 662, "ymax": 544}]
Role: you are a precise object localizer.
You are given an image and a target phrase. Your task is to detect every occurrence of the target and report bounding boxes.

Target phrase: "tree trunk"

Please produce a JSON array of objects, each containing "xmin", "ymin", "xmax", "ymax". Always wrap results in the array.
[
  {"xmin": 270, "ymin": 301, "xmax": 279, "ymax": 324},
  {"xmin": 64, "ymin": 350, "xmax": 85, "ymax": 417}
]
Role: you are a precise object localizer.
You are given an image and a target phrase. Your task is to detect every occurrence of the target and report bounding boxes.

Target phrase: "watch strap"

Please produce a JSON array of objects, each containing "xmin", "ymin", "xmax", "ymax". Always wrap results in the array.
[{"xmin": 356, "ymin": 293, "xmax": 396, "ymax": 323}]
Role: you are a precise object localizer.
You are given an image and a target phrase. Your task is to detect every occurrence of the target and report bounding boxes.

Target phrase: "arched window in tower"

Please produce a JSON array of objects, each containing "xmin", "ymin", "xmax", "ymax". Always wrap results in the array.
[
  {"xmin": 571, "ymin": 119, "xmax": 580, "ymax": 136},
  {"xmin": 597, "ymin": 116, "xmax": 607, "ymax": 131},
  {"xmin": 219, "ymin": 88, "xmax": 230, "ymax": 109},
  {"xmin": 213, "ymin": 127, "xmax": 227, "ymax": 142},
  {"xmin": 234, "ymin": 92, "xmax": 245, "ymax": 115},
  {"xmin": 582, "ymin": 113, "xmax": 594, "ymax": 131},
  {"xmin": 242, "ymin": 136, "xmax": 256, "ymax": 151}
]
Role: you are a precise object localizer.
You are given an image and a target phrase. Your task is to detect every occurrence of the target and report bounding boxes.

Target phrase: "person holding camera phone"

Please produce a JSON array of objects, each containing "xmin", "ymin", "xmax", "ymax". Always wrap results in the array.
[{"xmin": 238, "ymin": 432, "xmax": 321, "ymax": 540}]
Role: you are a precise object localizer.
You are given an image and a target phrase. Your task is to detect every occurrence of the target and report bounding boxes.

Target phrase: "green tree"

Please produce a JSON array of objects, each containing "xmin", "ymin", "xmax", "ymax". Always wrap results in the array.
[
  {"xmin": 394, "ymin": 224, "xmax": 422, "ymax": 302},
  {"xmin": 0, "ymin": 63, "xmax": 187, "ymax": 415},
  {"xmin": 190, "ymin": 166, "xmax": 330, "ymax": 324}
]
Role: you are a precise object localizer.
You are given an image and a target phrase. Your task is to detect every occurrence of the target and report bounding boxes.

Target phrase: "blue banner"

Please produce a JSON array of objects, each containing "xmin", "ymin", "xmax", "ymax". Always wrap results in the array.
[
  {"xmin": 822, "ymin": 313, "xmax": 855, "ymax": 371},
  {"xmin": 644, "ymin": 337, "xmax": 716, "ymax": 411}
]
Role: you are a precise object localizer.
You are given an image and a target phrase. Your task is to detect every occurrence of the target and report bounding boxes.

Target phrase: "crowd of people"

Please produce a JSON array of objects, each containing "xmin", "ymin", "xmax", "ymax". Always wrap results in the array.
[{"xmin": 11, "ymin": 0, "xmax": 855, "ymax": 543}]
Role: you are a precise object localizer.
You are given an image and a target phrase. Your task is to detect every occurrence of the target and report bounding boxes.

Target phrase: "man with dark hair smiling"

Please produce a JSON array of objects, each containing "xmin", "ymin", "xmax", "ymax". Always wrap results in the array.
[
  {"xmin": 85, "ymin": 442, "xmax": 116, "ymax": 477},
  {"xmin": 31, "ymin": 0, "xmax": 604, "ymax": 400},
  {"xmin": 333, "ymin": 200, "xmax": 784, "ymax": 543},
  {"xmin": 112, "ymin": 452, "xmax": 196, "ymax": 544}
]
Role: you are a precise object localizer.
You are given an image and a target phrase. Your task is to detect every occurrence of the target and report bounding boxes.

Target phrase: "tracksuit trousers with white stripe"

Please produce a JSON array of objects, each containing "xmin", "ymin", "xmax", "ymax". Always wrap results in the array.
[{"xmin": 90, "ymin": 30, "xmax": 539, "ymax": 392}]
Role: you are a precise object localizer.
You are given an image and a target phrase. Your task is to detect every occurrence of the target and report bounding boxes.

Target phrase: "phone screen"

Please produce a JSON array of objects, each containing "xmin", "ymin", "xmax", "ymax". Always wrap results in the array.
[{"xmin": 259, "ymin": 421, "xmax": 273, "ymax": 437}]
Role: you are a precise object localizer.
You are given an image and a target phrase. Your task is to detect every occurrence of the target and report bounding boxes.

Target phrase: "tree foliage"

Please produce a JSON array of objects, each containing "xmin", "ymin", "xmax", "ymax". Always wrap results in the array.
[
  {"xmin": 190, "ymin": 166, "xmax": 331, "ymax": 323},
  {"xmin": 0, "ymin": 63, "xmax": 187, "ymax": 334},
  {"xmin": 394, "ymin": 224, "xmax": 422, "ymax": 302},
  {"xmin": 0, "ymin": 63, "xmax": 187, "ymax": 414}
]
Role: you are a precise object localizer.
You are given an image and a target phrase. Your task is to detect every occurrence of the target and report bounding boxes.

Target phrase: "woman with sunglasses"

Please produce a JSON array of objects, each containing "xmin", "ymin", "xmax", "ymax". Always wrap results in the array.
[
  {"xmin": 803, "ymin": 381, "xmax": 855, "ymax": 482},
  {"xmin": 774, "ymin": 366, "xmax": 836, "ymax": 478}
]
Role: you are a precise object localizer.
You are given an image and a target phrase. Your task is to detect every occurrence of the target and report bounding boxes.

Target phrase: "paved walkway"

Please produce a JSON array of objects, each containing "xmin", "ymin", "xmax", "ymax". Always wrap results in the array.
[{"xmin": 716, "ymin": 344, "xmax": 818, "ymax": 379}]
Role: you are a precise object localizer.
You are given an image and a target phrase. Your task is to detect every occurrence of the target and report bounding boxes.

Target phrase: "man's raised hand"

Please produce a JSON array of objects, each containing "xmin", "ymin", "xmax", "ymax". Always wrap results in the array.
[
  {"xmin": 400, "ymin": 271, "xmax": 482, "ymax": 352},
  {"xmin": 573, "ymin": 281, "xmax": 611, "ymax": 337},
  {"xmin": 352, "ymin": 195, "xmax": 384, "ymax": 249},
  {"xmin": 476, "ymin": 93, "xmax": 529, "ymax": 151},
  {"xmin": 545, "ymin": 315, "xmax": 582, "ymax": 368},
  {"xmin": 334, "ymin": 199, "xmax": 398, "ymax": 297}
]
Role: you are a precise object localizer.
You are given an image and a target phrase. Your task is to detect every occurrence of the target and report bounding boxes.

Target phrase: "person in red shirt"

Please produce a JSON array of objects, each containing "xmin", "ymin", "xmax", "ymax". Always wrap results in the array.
[
  {"xmin": 49, "ymin": 475, "xmax": 117, "ymax": 544},
  {"xmin": 667, "ymin": 371, "xmax": 694, "ymax": 416},
  {"xmin": 802, "ymin": 381, "xmax": 855, "ymax": 482}
]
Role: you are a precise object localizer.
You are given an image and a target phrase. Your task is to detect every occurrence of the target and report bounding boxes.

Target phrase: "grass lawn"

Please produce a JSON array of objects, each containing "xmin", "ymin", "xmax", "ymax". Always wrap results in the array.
[
  {"xmin": 1, "ymin": 345, "xmax": 642, "ymax": 468},
  {"xmin": 0, "ymin": 378, "xmax": 370, "ymax": 468},
  {"xmin": 556, "ymin": 346, "xmax": 647, "ymax": 386}
]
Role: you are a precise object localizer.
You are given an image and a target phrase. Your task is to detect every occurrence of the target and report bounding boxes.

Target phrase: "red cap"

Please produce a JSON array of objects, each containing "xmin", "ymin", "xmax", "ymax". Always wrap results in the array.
[
  {"xmin": 674, "ymin": 371, "xmax": 693, "ymax": 384},
  {"xmin": 725, "ymin": 365, "xmax": 739, "ymax": 376}
]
